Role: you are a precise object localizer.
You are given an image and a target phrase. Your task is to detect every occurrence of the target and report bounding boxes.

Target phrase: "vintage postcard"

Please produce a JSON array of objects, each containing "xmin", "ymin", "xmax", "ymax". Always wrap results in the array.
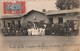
[{"xmin": 0, "ymin": 0, "xmax": 80, "ymax": 51}]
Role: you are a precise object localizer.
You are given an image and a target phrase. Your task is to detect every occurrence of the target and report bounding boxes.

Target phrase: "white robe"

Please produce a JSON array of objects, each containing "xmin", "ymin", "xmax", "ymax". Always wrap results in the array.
[
  {"xmin": 27, "ymin": 29, "xmax": 32, "ymax": 36},
  {"xmin": 39, "ymin": 28, "xmax": 45, "ymax": 35},
  {"xmin": 32, "ymin": 28, "xmax": 39, "ymax": 35}
]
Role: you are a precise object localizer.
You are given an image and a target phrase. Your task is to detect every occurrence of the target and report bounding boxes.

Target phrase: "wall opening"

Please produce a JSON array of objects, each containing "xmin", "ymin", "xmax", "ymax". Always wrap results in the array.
[{"xmin": 58, "ymin": 17, "xmax": 63, "ymax": 24}]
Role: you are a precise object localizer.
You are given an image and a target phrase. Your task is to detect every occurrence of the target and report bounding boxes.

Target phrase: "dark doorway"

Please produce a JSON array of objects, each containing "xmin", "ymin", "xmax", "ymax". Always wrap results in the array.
[
  {"xmin": 49, "ymin": 18, "xmax": 53, "ymax": 24},
  {"xmin": 7, "ymin": 22, "xmax": 11, "ymax": 27},
  {"xmin": 11, "ymin": 21, "xmax": 15, "ymax": 26},
  {"xmin": 3, "ymin": 21, "xmax": 5, "ymax": 27},
  {"xmin": 58, "ymin": 18, "xmax": 63, "ymax": 23}
]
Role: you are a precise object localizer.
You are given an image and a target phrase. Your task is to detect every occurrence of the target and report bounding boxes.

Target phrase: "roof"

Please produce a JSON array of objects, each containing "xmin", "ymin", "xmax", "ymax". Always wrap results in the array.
[
  {"xmin": 1, "ymin": 10, "xmax": 45, "ymax": 19},
  {"xmin": 23, "ymin": 10, "xmax": 45, "ymax": 17},
  {"xmin": 1, "ymin": 9, "xmax": 80, "ymax": 19},
  {"xmin": 46, "ymin": 8, "xmax": 80, "ymax": 15},
  {"xmin": 1, "ymin": 14, "xmax": 25, "ymax": 19}
]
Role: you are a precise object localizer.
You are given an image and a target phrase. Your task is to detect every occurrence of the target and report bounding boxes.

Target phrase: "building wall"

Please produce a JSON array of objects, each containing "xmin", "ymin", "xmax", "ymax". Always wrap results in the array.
[
  {"xmin": 49, "ymin": 15, "xmax": 78, "ymax": 24},
  {"xmin": 1, "ymin": 18, "xmax": 21, "ymax": 27},
  {"xmin": 53, "ymin": 17, "xmax": 58, "ymax": 23},
  {"xmin": 63, "ymin": 15, "xmax": 78, "ymax": 22},
  {"xmin": 22, "ymin": 12, "xmax": 49, "ymax": 23}
]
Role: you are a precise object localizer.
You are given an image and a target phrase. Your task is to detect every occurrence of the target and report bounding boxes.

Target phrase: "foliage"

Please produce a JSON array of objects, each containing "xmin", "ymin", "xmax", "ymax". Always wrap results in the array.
[{"xmin": 55, "ymin": 0, "xmax": 80, "ymax": 10}]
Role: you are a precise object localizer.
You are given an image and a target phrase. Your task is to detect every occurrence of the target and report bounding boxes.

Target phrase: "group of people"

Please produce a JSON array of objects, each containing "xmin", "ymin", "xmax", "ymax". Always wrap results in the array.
[
  {"xmin": 50, "ymin": 21, "xmax": 78, "ymax": 36},
  {"xmin": 27, "ymin": 27, "xmax": 45, "ymax": 36},
  {"xmin": 1, "ymin": 21, "xmax": 46, "ymax": 36},
  {"xmin": 1, "ymin": 21, "xmax": 78, "ymax": 36}
]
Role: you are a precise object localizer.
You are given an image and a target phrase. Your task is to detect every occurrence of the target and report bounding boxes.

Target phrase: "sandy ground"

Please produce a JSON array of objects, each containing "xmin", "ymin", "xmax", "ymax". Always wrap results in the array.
[{"xmin": 0, "ymin": 34, "xmax": 80, "ymax": 51}]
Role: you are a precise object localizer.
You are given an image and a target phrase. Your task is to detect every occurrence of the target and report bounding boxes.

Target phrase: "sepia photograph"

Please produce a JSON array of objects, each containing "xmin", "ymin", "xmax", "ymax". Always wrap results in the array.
[
  {"xmin": 0, "ymin": 0, "xmax": 80, "ymax": 36},
  {"xmin": 0, "ymin": 0, "xmax": 80, "ymax": 51}
]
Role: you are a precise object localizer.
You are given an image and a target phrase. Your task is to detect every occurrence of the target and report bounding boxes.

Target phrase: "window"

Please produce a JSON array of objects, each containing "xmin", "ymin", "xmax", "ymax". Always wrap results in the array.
[
  {"xmin": 49, "ymin": 18, "xmax": 53, "ymax": 24},
  {"xmin": 3, "ymin": 21, "xmax": 5, "ymax": 27},
  {"xmin": 7, "ymin": 22, "xmax": 10, "ymax": 27},
  {"xmin": 11, "ymin": 21, "xmax": 15, "ymax": 25},
  {"xmin": 18, "ymin": 20, "xmax": 21, "ymax": 24},
  {"xmin": 58, "ymin": 18, "xmax": 63, "ymax": 23}
]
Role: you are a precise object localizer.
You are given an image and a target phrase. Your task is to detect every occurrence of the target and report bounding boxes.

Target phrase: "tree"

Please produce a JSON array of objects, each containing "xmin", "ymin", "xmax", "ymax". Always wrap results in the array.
[{"xmin": 55, "ymin": 0, "xmax": 80, "ymax": 10}]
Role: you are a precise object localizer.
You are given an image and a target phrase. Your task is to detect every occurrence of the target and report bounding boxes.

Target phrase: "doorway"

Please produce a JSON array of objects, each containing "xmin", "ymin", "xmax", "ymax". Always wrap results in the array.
[
  {"xmin": 58, "ymin": 17, "xmax": 63, "ymax": 24},
  {"xmin": 49, "ymin": 18, "xmax": 53, "ymax": 24}
]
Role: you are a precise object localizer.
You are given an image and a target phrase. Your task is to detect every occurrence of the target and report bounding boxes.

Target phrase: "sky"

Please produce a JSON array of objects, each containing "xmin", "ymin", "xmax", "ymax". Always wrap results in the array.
[
  {"xmin": 27, "ymin": 0, "xmax": 57, "ymax": 12},
  {"xmin": 0, "ymin": 0, "xmax": 57, "ymax": 15}
]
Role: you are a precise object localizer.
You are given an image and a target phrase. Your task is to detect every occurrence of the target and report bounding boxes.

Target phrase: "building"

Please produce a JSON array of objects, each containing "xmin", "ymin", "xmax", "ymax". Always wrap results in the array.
[
  {"xmin": 46, "ymin": 9, "xmax": 80, "ymax": 24},
  {"xmin": 0, "ymin": 9, "xmax": 80, "ymax": 28},
  {"xmin": 0, "ymin": 15, "xmax": 23, "ymax": 28},
  {"xmin": 0, "ymin": 10, "xmax": 48, "ymax": 28},
  {"xmin": 21, "ymin": 10, "xmax": 48, "ymax": 23},
  {"xmin": 0, "ymin": 9, "xmax": 80, "ymax": 36}
]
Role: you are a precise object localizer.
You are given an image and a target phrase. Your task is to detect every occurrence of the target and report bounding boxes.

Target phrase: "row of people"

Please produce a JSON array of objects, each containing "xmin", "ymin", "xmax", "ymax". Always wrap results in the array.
[{"xmin": 1, "ymin": 21, "xmax": 79, "ymax": 36}]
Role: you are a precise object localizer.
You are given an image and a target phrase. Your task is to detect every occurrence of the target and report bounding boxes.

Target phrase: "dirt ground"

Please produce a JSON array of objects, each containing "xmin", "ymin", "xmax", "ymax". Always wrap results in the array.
[{"xmin": 0, "ymin": 35, "xmax": 80, "ymax": 51}]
